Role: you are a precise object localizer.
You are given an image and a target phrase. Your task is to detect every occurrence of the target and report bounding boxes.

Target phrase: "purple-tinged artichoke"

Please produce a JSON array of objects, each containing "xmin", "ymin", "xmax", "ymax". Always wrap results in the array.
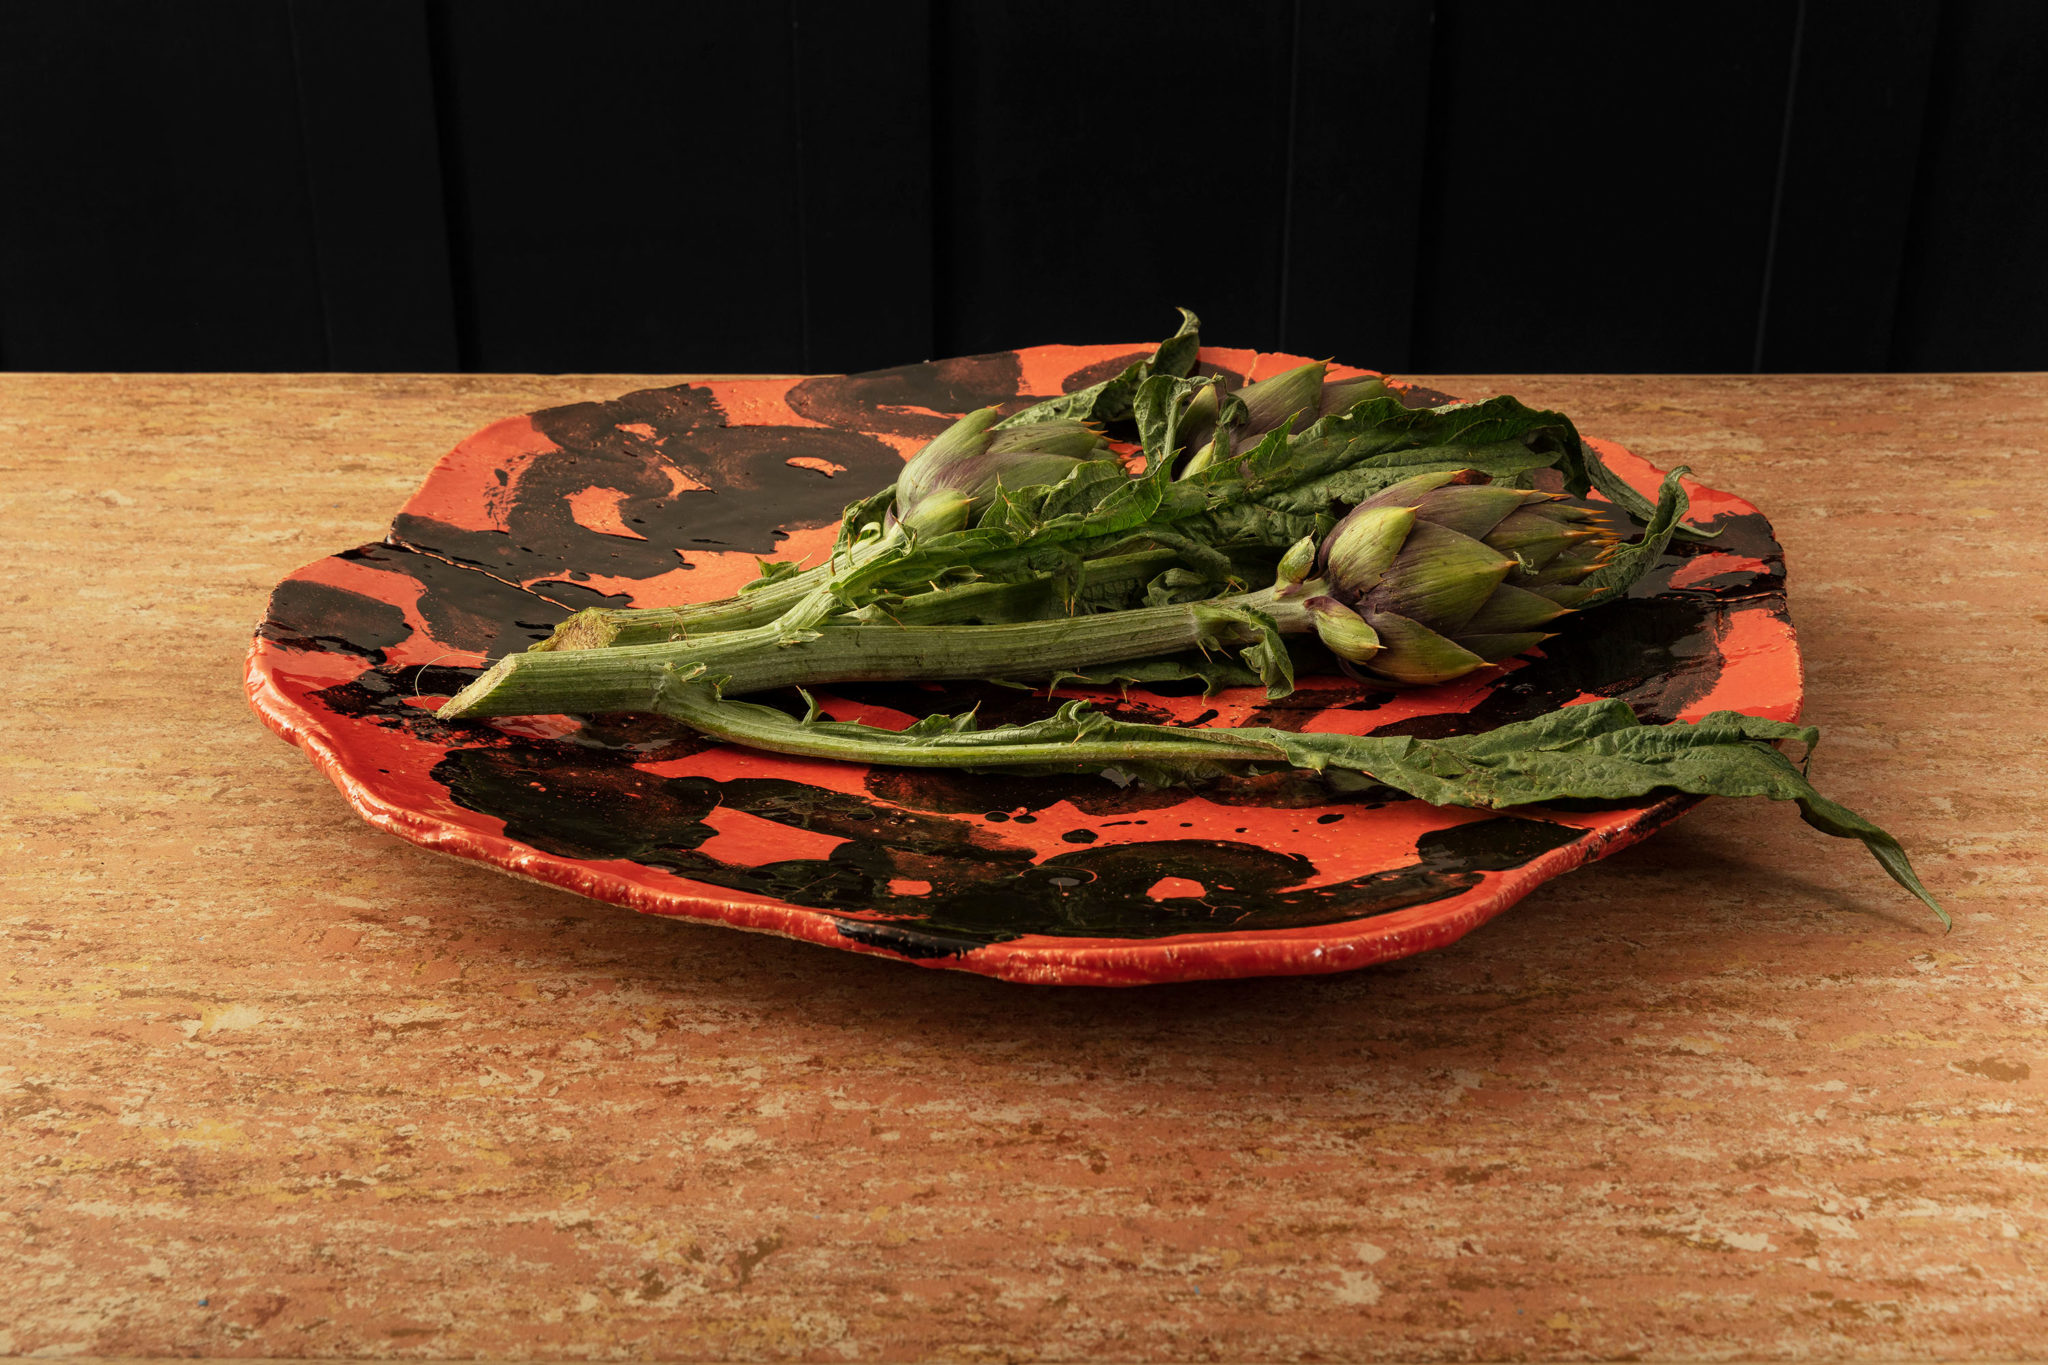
[
  {"xmin": 1178, "ymin": 362, "xmax": 1392, "ymax": 477},
  {"xmin": 1296, "ymin": 469, "xmax": 1621, "ymax": 686},
  {"xmin": 890, "ymin": 408, "xmax": 1112, "ymax": 534}
]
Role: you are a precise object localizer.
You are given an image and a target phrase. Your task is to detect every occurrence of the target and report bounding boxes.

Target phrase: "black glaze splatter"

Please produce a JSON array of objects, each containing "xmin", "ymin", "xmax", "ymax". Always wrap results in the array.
[
  {"xmin": 261, "ymin": 541, "xmax": 614, "ymax": 665},
  {"xmin": 863, "ymin": 765, "xmax": 1192, "ymax": 819},
  {"xmin": 677, "ymin": 776, "xmax": 1033, "ymax": 862},
  {"xmin": 1241, "ymin": 681, "xmax": 1400, "ymax": 733},
  {"xmin": 1368, "ymin": 595, "xmax": 1733, "ymax": 738},
  {"xmin": 1055, "ymin": 351, "xmax": 1149, "ymax": 394},
  {"xmin": 260, "ymin": 542, "xmax": 584, "ymax": 665},
  {"xmin": 391, "ymin": 382, "xmax": 903, "ymax": 582},
  {"xmin": 315, "ymin": 663, "xmax": 488, "ymax": 743},
  {"xmin": 785, "ymin": 351, "xmax": 1030, "ymax": 438},
  {"xmin": 427, "ymin": 737, "xmax": 1583, "ymax": 953},
  {"xmin": 1648, "ymin": 507, "xmax": 1787, "ymax": 598},
  {"xmin": 311, "ymin": 664, "xmax": 718, "ymax": 763},
  {"xmin": 432, "ymin": 744, "xmax": 1042, "ymax": 865},
  {"xmin": 394, "ymin": 542, "xmax": 586, "ymax": 655},
  {"xmin": 438, "ymin": 746, "xmax": 724, "ymax": 861},
  {"xmin": 529, "ymin": 383, "xmax": 725, "ymax": 451},
  {"xmin": 863, "ymin": 761, "xmax": 1370, "ymax": 820},
  {"xmin": 260, "ymin": 579, "xmax": 412, "ymax": 663},
  {"xmin": 829, "ymin": 814, "xmax": 1582, "ymax": 952}
]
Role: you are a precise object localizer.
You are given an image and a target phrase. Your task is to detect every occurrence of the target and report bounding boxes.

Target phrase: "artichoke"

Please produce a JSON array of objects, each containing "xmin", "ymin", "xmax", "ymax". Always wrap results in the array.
[
  {"xmin": 898, "ymin": 364, "xmax": 1392, "ymax": 511},
  {"xmin": 1316, "ymin": 371, "xmax": 1393, "ymax": 417},
  {"xmin": 1177, "ymin": 361, "xmax": 1391, "ymax": 477},
  {"xmin": 1295, "ymin": 469, "xmax": 1621, "ymax": 686},
  {"xmin": 888, "ymin": 407, "xmax": 1112, "ymax": 535}
]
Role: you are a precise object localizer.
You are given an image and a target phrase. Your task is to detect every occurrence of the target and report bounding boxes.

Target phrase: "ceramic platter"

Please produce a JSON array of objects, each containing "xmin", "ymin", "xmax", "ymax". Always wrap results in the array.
[{"xmin": 246, "ymin": 343, "xmax": 1800, "ymax": 986}]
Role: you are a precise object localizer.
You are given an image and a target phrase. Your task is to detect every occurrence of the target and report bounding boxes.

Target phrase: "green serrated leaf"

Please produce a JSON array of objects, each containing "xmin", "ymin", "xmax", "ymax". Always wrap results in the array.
[
  {"xmin": 1578, "ymin": 465, "xmax": 1693, "ymax": 608},
  {"xmin": 1560, "ymin": 438, "xmax": 1718, "ymax": 544},
  {"xmin": 998, "ymin": 307, "xmax": 1202, "ymax": 428},
  {"xmin": 833, "ymin": 485, "xmax": 899, "ymax": 554},
  {"xmin": 652, "ymin": 683, "xmax": 1944, "ymax": 928},
  {"xmin": 1022, "ymin": 653, "xmax": 1265, "ymax": 696},
  {"xmin": 738, "ymin": 557, "xmax": 807, "ymax": 593},
  {"xmin": 1189, "ymin": 601, "xmax": 1295, "ymax": 699}
]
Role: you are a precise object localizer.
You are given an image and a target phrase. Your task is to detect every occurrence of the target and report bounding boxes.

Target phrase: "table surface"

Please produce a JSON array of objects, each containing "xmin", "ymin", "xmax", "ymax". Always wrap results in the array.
[{"xmin": 3, "ymin": 370, "xmax": 2043, "ymax": 1361}]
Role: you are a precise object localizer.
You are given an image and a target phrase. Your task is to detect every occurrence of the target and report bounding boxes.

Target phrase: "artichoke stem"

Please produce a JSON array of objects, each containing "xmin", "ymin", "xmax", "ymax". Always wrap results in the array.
[{"xmin": 437, "ymin": 586, "xmax": 1314, "ymax": 721}]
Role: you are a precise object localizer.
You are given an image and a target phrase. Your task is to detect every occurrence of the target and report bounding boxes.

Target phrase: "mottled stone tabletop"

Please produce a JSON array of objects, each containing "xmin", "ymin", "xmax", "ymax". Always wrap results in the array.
[{"xmin": 2, "ymin": 372, "xmax": 2042, "ymax": 1362}]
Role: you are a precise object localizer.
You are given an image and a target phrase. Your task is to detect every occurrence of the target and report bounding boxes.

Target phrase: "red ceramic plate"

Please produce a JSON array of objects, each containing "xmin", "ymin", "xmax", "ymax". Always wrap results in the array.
[{"xmin": 245, "ymin": 344, "xmax": 1800, "ymax": 986}]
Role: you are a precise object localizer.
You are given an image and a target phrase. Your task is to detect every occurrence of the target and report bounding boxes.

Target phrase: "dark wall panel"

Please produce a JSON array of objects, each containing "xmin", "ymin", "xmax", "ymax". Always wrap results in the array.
[
  {"xmin": 1891, "ymin": 0, "xmax": 2048, "ymax": 370},
  {"xmin": 931, "ymin": 0, "xmax": 1298, "ymax": 357},
  {"xmin": 1756, "ymin": 0, "xmax": 1939, "ymax": 372},
  {"xmin": 1280, "ymin": 0, "xmax": 1436, "ymax": 371},
  {"xmin": 1413, "ymin": 2, "xmax": 1798, "ymax": 373},
  {"xmin": 2, "ymin": 3, "xmax": 2044, "ymax": 375},
  {"xmin": 427, "ymin": 1, "xmax": 809, "ymax": 373},
  {"xmin": 289, "ymin": 0, "xmax": 460, "ymax": 371},
  {"xmin": 792, "ymin": 0, "xmax": 935, "ymax": 374},
  {"xmin": 0, "ymin": 2, "xmax": 327, "ymax": 370}
]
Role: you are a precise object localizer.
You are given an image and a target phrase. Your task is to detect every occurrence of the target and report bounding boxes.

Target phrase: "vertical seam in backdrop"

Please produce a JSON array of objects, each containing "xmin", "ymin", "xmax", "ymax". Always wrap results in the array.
[
  {"xmin": 1753, "ymin": 0, "xmax": 1808, "ymax": 374},
  {"xmin": 282, "ymin": 0, "xmax": 336, "ymax": 369},
  {"xmin": 422, "ymin": 2, "xmax": 478, "ymax": 372},
  {"xmin": 788, "ymin": 0, "xmax": 814, "ymax": 373},
  {"xmin": 1275, "ymin": 0, "xmax": 1304, "ymax": 349},
  {"xmin": 1408, "ymin": 1, "xmax": 1450, "ymax": 373}
]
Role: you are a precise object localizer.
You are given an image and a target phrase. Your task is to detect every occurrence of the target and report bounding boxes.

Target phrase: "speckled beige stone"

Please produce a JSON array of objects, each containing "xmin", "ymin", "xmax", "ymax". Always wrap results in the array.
[{"xmin": 1, "ymin": 371, "xmax": 2042, "ymax": 1361}]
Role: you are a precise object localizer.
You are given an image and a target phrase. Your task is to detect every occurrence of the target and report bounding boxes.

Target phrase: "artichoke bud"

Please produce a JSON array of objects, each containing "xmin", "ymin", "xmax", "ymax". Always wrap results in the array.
[
  {"xmin": 1274, "ymin": 535, "xmax": 1318, "ymax": 587},
  {"xmin": 893, "ymin": 407, "xmax": 997, "ymax": 523},
  {"xmin": 898, "ymin": 487, "xmax": 972, "ymax": 536},
  {"xmin": 1316, "ymin": 505, "xmax": 1416, "ymax": 595},
  {"xmin": 1346, "ymin": 611, "xmax": 1490, "ymax": 686},
  {"xmin": 1409, "ymin": 484, "xmax": 1543, "ymax": 541},
  {"xmin": 1486, "ymin": 501, "xmax": 1610, "ymax": 570},
  {"xmin": 1178, "ymin": 363, "xmax": 1333, "ymax": 464},
  {"xmin": 1234, "ymin": 360, "xmax": 1326, "ymax": 443},
  {"xmin": 1177, "ymin": 386, "xmax": 1248, "ymax": 480},
  {"xmin": 1369, "ymin": 522, "xmax": 1516, "ymax": 633},
  {"xmin": 1305, "ymin": 595, "xmax": 1381, "ymax": 663},
  {"xmin": 1454, "ymin": 631, "xmax": 1554, "ymax": 660},
  {"xmin": 1356, "ymin": 468, "xmax": 1466, "ymax": 511},
  {"xmin": 892, "ymin": 409, "xmax": 1099, "ymax": 530},
  {"xmin": 1310, "ymin": 470, "xmax": 1605, "ymax": 687},
  {"xmin": 988, "ymin": 419, "xmax": 1109, "ymax": 461},
  {"xmin": 1525, "ymin": 582, "xmax": 1596, "ymax": 608},
  {"xmin": 1319, "ymin": 373, "xmax": 1390, "ymax": 417},
  {"xmin": 903, "ymin": 406, "xmax": 1000, "ymax": 476},
  {"xmin": 1510, "ymin": 541, "xmax": 1616, "ymax": 587},
  {"xmin": 1173, "ymin": 381, "xmax": 1225, "ymax": 464}
]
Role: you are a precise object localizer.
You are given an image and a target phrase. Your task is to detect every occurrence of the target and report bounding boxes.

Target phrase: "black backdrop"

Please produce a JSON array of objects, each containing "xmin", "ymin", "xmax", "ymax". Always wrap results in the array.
[{"xmin": 3, "ymin": 1, "xmax": 2043, "ymax": 375}]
